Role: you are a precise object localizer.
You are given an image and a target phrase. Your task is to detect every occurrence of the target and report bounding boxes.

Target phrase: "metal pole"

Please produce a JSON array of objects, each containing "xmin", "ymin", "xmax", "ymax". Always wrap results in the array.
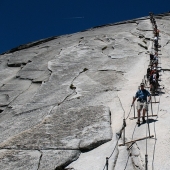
[
  {"xmin": 145, "ymin": 110, "xmax": 148, "ymax": 170},
  {"xmin": 151, "ymin": 96, "xmax": 153, "ymax": 116},
  {"xmin": 147, "ymin": 110, "xmax": 151, "ymax": 137},
  {"xmin": 123, "ymin": 119, "xmax": 126, "ymax": 145},
  {"xmin": 133, "ymin": 96, "xmax": 135, "ymax": 118},
  {"xmin": 154, "ymin": 93, "xmax": 156, "ymax": 103},
  {"xmin": 144, "ymin": 75, "xmax": 147, "ymax": 86},
  {"xmin": 106, "ymin": 157, "xmax": 109, "ymax": 170},
  {"xmin": 145, "ymin": 154, "xmax": 148, "ymax": 170}
]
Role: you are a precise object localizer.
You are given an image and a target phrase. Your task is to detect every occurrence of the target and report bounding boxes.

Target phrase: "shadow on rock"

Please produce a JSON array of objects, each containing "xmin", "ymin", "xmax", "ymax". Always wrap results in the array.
[{"xmin": 148, "ymin": 118, "xmax": 158, "ymax": 124}]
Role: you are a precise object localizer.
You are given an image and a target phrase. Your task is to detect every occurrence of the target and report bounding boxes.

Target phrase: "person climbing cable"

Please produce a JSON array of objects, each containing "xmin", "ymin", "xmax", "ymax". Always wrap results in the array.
[
  {"xmin": 146, "ymin": 66, "xmax": 151, "ymax": 80},
  {"xmin": 150, "ymin": 52, "xmax": 154, "ymax": 61},
  {"xmin": 150, "ymin": 68, "xmax": 159, "ymax": 94},
  {"xmin": 154, "ymin": 36, "xmax": 159, "ymax": 48},
  {"xmin": 153, "ymin": 26, "xmax": 159, "ymax": 36},
  {"xmin": 153, "ymin": 52, "xmax": 159, "ymax": 67},
  {"xmin": 131, "ymin": 83, "xmax": 151, "ymax": 125}
]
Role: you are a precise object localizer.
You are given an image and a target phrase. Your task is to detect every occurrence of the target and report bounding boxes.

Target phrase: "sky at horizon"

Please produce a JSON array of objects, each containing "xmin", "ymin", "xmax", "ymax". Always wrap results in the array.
[{"xmin": 0, "ymin": 0, "xmax": 170, "ymax": 54}]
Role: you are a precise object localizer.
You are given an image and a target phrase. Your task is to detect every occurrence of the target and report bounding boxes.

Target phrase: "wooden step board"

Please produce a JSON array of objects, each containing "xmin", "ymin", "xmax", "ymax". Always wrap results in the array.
[
  {"xmin": 119, "ymin": 135, "xmax": 154, "ymax": 146},
  {"xmin": 129, "ymin": 115, "xmax": 157, "ymax": 120}
]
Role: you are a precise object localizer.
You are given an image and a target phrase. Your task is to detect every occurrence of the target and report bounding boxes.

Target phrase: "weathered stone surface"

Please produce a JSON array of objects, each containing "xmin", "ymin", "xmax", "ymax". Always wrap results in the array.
[
  {"xmin": 39, "ymin": 150, "xmax": 80, "ymax": 170},
  {"xmin": 0, "ymin": 106, "xmax": 112, "ymax": 150},
  {"xmin": 7, "ymin": 52, "xmax": 34, "ymax": 67},
  {"xmin": 7, "ymin": 47, "xmax": 48, "ymax": 67},
  {"xmin": 0, "ymin": 106, "xmax": 53, "ymax": 143},
  {"xmin": 0, "ymin": 78, "xmax": 32, "ymax": 106},
  {"xmin": 0, "ymin": 57, "xmax": 20, "ymax": 87},
  {"xmin": 0, "ymin": 149, "xmax": 40, "ymax": 170}
]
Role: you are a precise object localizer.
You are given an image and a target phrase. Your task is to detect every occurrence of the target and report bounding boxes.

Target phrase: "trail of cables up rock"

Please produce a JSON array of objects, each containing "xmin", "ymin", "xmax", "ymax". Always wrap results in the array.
[
  {"xmin": 150, "ymin": 15, "xmax": 164, "ymax": 170},
  {"xmin": 148, "ymin": 13, "xmax": 164, "ymax": 170},
  {"xmin": 102, "ymin": 13, "xmax": 163, "ymax": 170},
  {"xmin": 123, "ymin": 123, "xmax": 137, "ymax": 170},
  {"xmin": 123, "ymin": 13, "xmax": 162, "ymax": 170},
  {"xmin": 102, "ymin": 103, "xmax": 133, "ymax": 170}
]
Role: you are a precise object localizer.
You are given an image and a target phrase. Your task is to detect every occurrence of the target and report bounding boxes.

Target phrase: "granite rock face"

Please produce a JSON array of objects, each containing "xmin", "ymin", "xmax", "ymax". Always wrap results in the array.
[
  {"xmin": 0, "ymin": 105, "xmax": 112, "ymax": 151},
  {"xmin": 0, "ymin": 13, "xmax": 170, "ymax": 169},
  {"xmin": 39, "ymin": 150, "xmax": 80, "ymax": 170},
  {"xmin": 0, "ymin": 149, "xmax": 41, "ymax": 170}
]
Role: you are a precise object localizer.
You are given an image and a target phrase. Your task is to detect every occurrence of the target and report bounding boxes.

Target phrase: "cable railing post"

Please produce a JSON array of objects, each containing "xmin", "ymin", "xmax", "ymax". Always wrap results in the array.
[
  {"xmin": 145, "ymin": 107, "xmax": 148, "ymax": 170},
  {"xmin": 151, "ymin": 96, "xmax": 153, "ymax": 116},
  {"xmin": 123, "ymin": 119, "xmax": 126, "ymax": 145},
  {"xmin": 147, "ymin": 110, "xmax": 151, "ymax": 137},
  {"xmin": 144, "ymin": 75, "xmax": 147, "ymax": 86},
  {"xmin": 133, "ymin": 96, "xmax": 135, "ymax": 118},
  {"xmin": 106, "ymin": 157, "xmax": 109, "ymax": 170},
  {"xmin": 145, "ymin": 154, "xmax": 148, "ymax": 170}
]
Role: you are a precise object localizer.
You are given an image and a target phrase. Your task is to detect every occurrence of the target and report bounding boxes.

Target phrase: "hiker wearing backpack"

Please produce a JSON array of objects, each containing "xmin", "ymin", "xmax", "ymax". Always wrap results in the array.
[
  {"xmin": 150, "ymin": 68, "xmax": 159, "ymax": 93},
  {"xmin": 131, "ymin": 83, "xmax": 151, "ymax": 125},
  {"xmin": 150, "ymin": 52, "xmax": 154, "ymax": 61},
  {"xmin": 153, "ymin": 52, "xmax": 159, "ymax": 66},
  {"xmin": 156, "ymin": 29, "xmax": 160, "ymax": 36},
  {"xmin": 154, "ymin": 27, "xmax": 160, "ymax": 37},
  {"xmin": 147, "ymin": 66, "xmax": 151, "ymax": 80},
  {"xmin": 154, "ymin": 36, "xmax": 158, "ymax": 48}
]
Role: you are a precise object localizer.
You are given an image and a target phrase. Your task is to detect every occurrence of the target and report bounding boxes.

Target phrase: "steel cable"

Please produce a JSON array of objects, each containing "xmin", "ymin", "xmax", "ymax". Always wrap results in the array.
[
  {"xmin": 151, "ymin": 94, "xmax": 161, "ymax": 170},
  {"xmin": 123, "ymin": 16, "xmax": 156, "ymax": 170},
  {"xmin": 152, "ymin": 22, "xmax": 162, "ymax": 169},
  {"xmin": 151, "ymin": 73, "xmax": 162, "ymax": 170},
  {"xmin": 102, "ymin": 105, "xmax": 132, "ymax": 170},
  {"xmin": 151, "ymin": 19, "xmax": 162, "ymax": 169},
  {"xmin": 104, "ymin": 105, "xmax": 132, "ymax": 169},
  {"xmin": 125, "ymin": 106, "xmax": 132, "ymax": 120},
  {"xmin": 108, "ymin": 135, "xmax": 120, "ymax": 159},
  {"xmin": 102, "ymin": 163, "xmax": 106, "ymax": 170},
  {"xmin": 123, "ymin": 123, "xmax": 137, "ymax": 170},
  {"xmin": 102, "ymin": 133, "xmax": 121, "ymax": 169},
  {"xmin": 103, "ymin": 15, "xmax": 161, "ymax": 170}
]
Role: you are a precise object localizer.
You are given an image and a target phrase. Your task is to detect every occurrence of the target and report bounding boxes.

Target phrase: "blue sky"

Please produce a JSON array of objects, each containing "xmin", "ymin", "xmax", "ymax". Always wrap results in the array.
[{"xmin": 0, "ymin": 0, "xmax": 170, "ymax": 54}]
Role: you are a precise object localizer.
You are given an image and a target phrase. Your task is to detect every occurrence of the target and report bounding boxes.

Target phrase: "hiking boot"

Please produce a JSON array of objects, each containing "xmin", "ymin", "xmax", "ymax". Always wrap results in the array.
[
  {"xmin": 142, "ymin": 117, "xmax": 146, "ymax": 123},
  {"xmin": 137, "ymin": 119, "xmax": 140, "ymax": 125}
]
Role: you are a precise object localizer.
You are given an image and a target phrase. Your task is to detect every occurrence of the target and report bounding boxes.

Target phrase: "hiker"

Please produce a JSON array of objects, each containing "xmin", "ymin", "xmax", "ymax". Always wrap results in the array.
[
  {"xmin": 131, "ymin": 83, "xmax": 151, "ymax": 125},
  {"xmin": 150, "ymin": 68, "xmax": 159, "ymax": 92},
  {"xmin": 149, "ymin": 12, "xmax": 153, "ymax": 16},
  {"xmin": 147, "ymin": 66, "xmax": 151, "ymax": 79},
  {"xmin": 150, "ymin": 52, "xmax": 154, "ymax": 61},
  {"xmin": 149, "ymin": 12, "xmax": 153, "ymax": 19},
  {"xmin": 154, "ymin": 36, "xmax": 158, "ymax": 42},
  {"xmin": 153, "ymin": 52, "xmax": 159, "ymax": 66},
  {"xmin": 152, "ymin": 63, "xmax": 157, "ymax": 70},
  {"xmin": 150, "ymin": 57, "xmax": 158, "ymax": 67},
  {"xmin": 155, "ymin": 29, "xmax": 160, "ymax": 36},
  {"xmin": 154, "ymin": 36, "xmax": 158, "ymax": 48},
  {"xmin": 153, "ymin": 20, "xmax": 156, "ymax": 26},
  {"xmin": 150, "ymin": 67, "xmax": 159, "ymax": 80}
]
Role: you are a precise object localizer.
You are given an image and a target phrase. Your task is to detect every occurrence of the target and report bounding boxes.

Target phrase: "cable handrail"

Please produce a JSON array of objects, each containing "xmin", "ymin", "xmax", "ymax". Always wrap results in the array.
[{"xmin": 102, "ymin": 13, "xmax": 163, "ymax": 170}]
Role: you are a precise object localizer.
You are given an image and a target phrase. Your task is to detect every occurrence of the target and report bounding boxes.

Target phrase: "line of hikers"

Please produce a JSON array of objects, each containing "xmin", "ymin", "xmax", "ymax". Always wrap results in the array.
[
  {"xmin": 150, "ymin": 12, "xmax": 160, "ymax": 37},
  {"xmin": 131, "ymin": 13, "xmax": 160, "ymax": 125},
  {"xmin": 149, "ymin": 12, "xmax": 160, "ymax": 95},
  {"xmin": 147, "ymin": 51, "xmax": 160, "ymax": 94}
]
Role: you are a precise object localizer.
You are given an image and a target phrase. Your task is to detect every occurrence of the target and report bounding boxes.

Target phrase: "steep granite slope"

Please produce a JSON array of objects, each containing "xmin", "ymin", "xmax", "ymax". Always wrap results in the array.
[{"xmin": 0, "ymin": 13, "xmax": 170, "ymax": 169}]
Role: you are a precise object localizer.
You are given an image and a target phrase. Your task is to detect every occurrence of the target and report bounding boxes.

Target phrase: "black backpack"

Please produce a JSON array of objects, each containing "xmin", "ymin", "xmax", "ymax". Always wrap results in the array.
[{"xmin": 150, "ymin": 54, "xmax": 154, "ymax": 60}]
